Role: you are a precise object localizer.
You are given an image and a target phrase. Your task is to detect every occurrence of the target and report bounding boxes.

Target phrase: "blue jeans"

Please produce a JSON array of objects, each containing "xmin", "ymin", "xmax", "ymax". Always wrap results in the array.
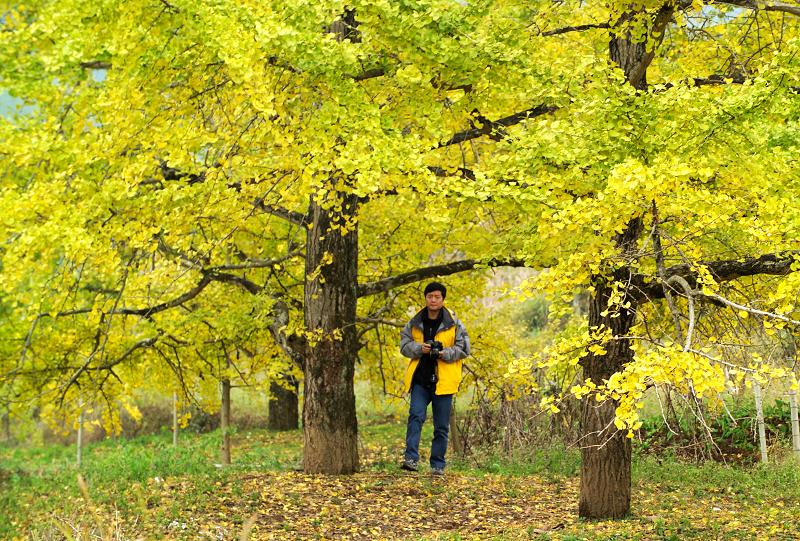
[{"xmin": 404, "ymin": 384, "xmax": 453, "ymax": 469}]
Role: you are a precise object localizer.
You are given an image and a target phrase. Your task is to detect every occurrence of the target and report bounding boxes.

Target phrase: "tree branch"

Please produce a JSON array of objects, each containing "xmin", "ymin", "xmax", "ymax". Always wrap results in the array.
[
  {"xmin": 203, "ymin": 270, "xmax": 262, "ymax": 295},
  {"xmin": 79, "ymin": 61, "xmax": 111, "ymax": 70},
  {"xmin": 252, "ymin": 200, "xmax": 308, "ymax": 227},
  {"xmin": 627, "ymin": 3, "xmax": 676, "ymax": 90},
  {"xmin": 633, "ymin": 250, "xmax": 800, "ymax": 302},
  {"xmin": 541, "ymin": 22, "xmax": 610, "ymax": 36},
  {"xmin": 96, "ymin": 334, "xmax": 162, "ymax": 370},
  {"xmin": 205, "ymin": 249, "xmax": 304, "ymax": 272},
  {"xmin": 715, "ymin": 0, "xmax": 800, "ymax": 17},
  {"xmin": 358, "ymin": 257, "xmax": 528, "ymax": 298},
  {"xmin": 435, "ymin": 105, "xmax": 557, "ymax": 149},
  {"xmin": 696, "ymin": 291, "xmax": 800, "ymax": 328}
]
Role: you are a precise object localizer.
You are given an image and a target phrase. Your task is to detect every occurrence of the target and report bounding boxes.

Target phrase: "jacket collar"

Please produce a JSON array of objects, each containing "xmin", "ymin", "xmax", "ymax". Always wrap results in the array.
[{"xmin": 410, "ymin": 306, "xmax": 455, "ymax": 332}]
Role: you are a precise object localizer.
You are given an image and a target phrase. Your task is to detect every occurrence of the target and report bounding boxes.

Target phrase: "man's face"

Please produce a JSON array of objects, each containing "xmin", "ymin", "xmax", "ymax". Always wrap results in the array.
[{"xmin": 425, "ymin": 291, "xmax": 444, "ymax": 311}]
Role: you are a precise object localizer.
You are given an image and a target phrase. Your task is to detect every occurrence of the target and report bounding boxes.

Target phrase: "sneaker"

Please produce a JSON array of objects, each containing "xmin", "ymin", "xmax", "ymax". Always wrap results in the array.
[
  {"xmin": 400, "ymin": 459, "xmax": 418, "ymax": 472},
  {"xmin": 431, "ymin": 467, "xmax": 445, "ymax": 477}
]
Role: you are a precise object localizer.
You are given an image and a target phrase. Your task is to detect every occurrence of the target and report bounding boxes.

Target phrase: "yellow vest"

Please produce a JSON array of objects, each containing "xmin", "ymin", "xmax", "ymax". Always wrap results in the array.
[{"xmin": 403, "ymin": 319, "xmax": 462, "ymax": 395}]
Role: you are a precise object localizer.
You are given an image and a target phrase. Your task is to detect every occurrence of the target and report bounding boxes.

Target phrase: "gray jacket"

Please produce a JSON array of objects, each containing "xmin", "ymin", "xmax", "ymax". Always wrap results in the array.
[{"xmin": 400, "ymin": 307, "xmax": 470, "ymax": 363}]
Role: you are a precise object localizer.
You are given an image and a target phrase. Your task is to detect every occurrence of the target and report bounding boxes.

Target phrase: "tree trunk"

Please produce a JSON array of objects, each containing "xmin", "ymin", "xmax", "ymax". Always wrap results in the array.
[
  {"xmin": 578, "ymin": 275, "xmax": 636, "ymax": 518},
  {"xmin": 450, "ymin": 398, "xmax": 464, "ymax": 456},
  {"xmin": 575, "ymin": 5, "xmax": 675, "ymax": 519},
  {"xmin": 2, "ymin": 406, "xmax": 10, "ymax": 443},
  {"xmin": 302, "ymin": 191, "xmax": 360, "ymax": 474},
  {"xmin": 578, "ymin": 215, "xmax": 643, "ymax": 518},
  {"xmin": 269, "ymin": 376, "xmax": 299, "ymax": 431},
  {"xmin": 753, "ymin": 377, "xmax": 768, "ymax": 464},
  {"xmin": 220, "ymin": 378, "xmax": 231, "ymax": 465}
]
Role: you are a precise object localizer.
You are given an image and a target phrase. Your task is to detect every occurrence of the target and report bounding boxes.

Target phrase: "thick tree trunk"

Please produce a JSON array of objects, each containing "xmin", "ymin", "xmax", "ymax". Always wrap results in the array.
[
  {"xmin": 302, "ymin": 191, "xmax": 359, "ymax": 474},
  {"xmin": 269, "ymin": 376, "xmax": 299, "ymax": 431},
  {"xmin": 2, "ymin": 406, "xmax": 10, "ymax": 443},
  {"xmin": 578, "ymin": 216, "xmax": 643, "ymax": 518},
  {"xmin": 220, "ymin": 378, "xmax": 231, "ymax": 465},
  {"xmin": 576, "ymin": 5, "xmax": 675, "ymax": 519},
  {"xmin": 578, "ymin": 276, "xmax": 636, "ymax": 518}
]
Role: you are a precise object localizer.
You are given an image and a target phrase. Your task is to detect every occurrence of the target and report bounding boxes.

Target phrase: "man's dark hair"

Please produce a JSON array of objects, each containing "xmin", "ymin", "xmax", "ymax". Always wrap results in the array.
[{"xmin": 424, "ymin": 282, "xmax": 447, "ymax": 299}]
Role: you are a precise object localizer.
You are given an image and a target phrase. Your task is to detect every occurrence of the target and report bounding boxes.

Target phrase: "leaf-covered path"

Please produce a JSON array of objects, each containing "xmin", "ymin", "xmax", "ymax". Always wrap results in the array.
[
  {"xmin": 173, "ymin": 471, "xmax": 575, "ymax": 540},
  {"xmin": 3, "ymin": 426, "xmax": 799, "ymax": 540},
  {"xmin": 153, "ymin": 469, "xmax": 799, "ymax": 540}
]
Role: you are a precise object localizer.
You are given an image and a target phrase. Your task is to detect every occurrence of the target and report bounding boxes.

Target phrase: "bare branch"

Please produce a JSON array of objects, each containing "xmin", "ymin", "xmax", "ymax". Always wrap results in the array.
[
  {"xmin": 651, "ymin": 201, "xmax": 683, "ymax": 337},
  {"xmin": 696, "ymin": 291, "xmax": 800, "ymax": 328},
  {"xmin": 116, "ymin": 274, "xmax": 216, "ymax": 316},
  {"xmin": 356, "ymin": 317, "xmax": 404, "ymax": 328}
]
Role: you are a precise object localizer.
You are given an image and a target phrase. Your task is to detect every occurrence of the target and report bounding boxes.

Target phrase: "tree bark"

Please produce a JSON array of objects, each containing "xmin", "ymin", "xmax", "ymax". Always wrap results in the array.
[
  {"xmin": 220, "ymin": 378, "xmax": 231, "ymax": 465},
  {"xmin": 302, "ymin": 190, "xmax": 360, "ymax": 474},
  {"xmin": 268, "ymin": 376, "xmax": 299, "ymax": 431},
  {"xmin": 578, "ymin": 210, "xmax": 643, "ymax": 517},
  {"xmin": 578, "ymin": 274, "xmax": 636, "ymax": 518}
]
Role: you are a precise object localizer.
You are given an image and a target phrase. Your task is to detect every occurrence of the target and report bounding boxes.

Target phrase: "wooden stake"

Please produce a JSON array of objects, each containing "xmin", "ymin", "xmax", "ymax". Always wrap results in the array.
[
  {"xmin": 221, "ymin": 379, "xmax": 231, "ymax": 465},
  {"xmin": 172, "ymin": 392, "xmax": 179, "ymax": 447},
  {"xmin": 77, "ymin": 398, "xmax": 85, "ymax": 468}
]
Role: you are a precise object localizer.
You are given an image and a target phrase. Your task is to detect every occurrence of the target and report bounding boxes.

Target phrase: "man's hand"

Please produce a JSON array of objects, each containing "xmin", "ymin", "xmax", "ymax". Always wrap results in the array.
[{"xmin": 421, "ymin": 342, "xmax": 432, "ymax": 354}]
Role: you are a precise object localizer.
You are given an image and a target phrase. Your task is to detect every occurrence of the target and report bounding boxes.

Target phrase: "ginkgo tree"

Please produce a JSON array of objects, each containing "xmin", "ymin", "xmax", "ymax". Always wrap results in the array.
[
  {"xmin": 463, "ymin": 0, "xmax": 800, "ymax": 518},
  {"xmin": 2, "ymin": 0, "xmax": 800, "ymax": 522},
  {"xmin": 0, "ymin": 0, "xmax": 530, "ymax": 472}
]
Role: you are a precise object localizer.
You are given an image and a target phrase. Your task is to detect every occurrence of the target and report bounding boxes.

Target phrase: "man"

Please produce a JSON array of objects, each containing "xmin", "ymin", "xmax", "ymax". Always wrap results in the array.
[{"xmin": 399, "ymin": 281, "xmax": 470, "ymax": 476}]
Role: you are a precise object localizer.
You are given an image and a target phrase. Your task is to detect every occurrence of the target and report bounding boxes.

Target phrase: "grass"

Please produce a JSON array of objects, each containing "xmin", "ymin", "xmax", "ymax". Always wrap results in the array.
[{"xmin": 2, "ymin": 418, "xmax": 799, "ymax": 540}]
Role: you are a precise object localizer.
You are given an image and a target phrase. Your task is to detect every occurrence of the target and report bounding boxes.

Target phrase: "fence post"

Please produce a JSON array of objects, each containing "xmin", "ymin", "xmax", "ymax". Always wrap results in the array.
[
  {"xmin": 77, "ymin": 397, "xmax": 85, "ymax": 469},
  {"xmin": 172, "ymin": 392, "xmax": 179, "ymax": 447},
  {"xmin": 220, "ymin": 379, "xmax": 231, "ymax": 465}
]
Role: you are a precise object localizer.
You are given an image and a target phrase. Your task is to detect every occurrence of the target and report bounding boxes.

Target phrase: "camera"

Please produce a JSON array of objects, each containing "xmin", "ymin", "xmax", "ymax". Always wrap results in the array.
[{"xmin": 425, "ymin": 340, "xmax": 444, "ymax": 359}]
